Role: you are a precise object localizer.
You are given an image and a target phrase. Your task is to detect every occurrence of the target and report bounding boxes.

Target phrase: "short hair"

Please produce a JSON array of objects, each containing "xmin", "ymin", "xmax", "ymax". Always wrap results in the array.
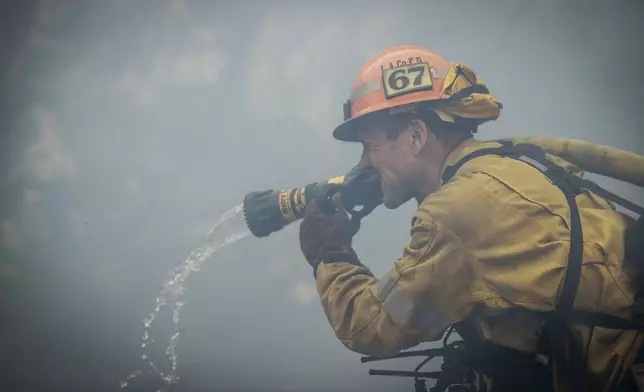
[{"xmin": 381, "ymin": 109, "xmax": 474, "ymax": 144}]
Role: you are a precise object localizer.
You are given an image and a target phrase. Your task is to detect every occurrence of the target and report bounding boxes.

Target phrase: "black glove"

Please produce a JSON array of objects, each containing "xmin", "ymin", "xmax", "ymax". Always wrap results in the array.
[{"xmin": 299, "ymin": 199, "xmax": 360, "ymax": 273}]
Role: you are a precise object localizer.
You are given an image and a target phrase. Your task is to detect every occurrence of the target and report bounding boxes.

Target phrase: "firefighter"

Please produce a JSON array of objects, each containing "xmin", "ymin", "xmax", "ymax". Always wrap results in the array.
[{"xmin": 298, "ymin": 45, "xmax": 644, "ymax": 391}]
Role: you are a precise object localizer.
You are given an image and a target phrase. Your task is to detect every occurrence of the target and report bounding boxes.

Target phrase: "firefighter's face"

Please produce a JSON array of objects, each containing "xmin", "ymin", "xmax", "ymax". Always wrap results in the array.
[{"xmin": 357, "ymin": 118, "xmax": 428, "ymax": 209}]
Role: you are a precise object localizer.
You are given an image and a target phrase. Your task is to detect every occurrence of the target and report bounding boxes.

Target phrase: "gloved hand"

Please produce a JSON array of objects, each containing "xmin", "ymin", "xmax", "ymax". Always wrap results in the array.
[{"xmin": 299, "ymin": 199, "xmax": 360, "ymax": 271}]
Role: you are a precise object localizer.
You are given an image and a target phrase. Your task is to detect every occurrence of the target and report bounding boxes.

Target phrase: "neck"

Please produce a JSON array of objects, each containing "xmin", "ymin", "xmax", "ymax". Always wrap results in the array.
[
  {"xmin": 412, "ymin": 137, "xmax": 466, "ymax": 201},
  {"xmin": 412, "ymin": 161, "xmax": 443, "ymax": 202}
]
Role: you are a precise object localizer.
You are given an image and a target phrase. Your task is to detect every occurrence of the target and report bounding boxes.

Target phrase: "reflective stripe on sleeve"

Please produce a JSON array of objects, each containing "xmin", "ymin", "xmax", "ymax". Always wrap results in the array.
[{"xmin": 378, "ymin": 271, "xmax": 446, "ymax": 335}]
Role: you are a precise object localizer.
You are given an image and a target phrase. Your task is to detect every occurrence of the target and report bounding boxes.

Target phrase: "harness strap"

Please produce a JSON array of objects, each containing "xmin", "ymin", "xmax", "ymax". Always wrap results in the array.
[
  {"xmin": 441, "ymin": 141, "xmax": 644, "ymax": 326},
  {"xmin": 441, "ymin": 141, "xmax": 644, "ymax": 391},
  {"xmin": 442, "ymin": 142, "xmax": 585, "ymax": 315}
]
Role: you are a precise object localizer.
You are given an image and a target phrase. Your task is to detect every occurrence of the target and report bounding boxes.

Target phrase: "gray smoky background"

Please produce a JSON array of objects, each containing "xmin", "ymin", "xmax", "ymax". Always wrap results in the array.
[{"xmin": 0, "ymin": 1, "xmax": 643, "ymax": 391}]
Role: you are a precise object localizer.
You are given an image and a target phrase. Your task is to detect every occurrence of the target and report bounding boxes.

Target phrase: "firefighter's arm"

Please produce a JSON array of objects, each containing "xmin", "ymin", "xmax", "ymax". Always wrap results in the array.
[{"xmin": 311, "ymin": 206, "xmax": 477, "ymax": 358}]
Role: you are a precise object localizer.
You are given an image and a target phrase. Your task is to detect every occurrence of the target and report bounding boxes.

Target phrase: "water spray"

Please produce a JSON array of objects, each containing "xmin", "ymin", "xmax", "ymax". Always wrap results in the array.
[{"xmin": 120, "ymin": 165, "xmax": 382, "ymax": 391}]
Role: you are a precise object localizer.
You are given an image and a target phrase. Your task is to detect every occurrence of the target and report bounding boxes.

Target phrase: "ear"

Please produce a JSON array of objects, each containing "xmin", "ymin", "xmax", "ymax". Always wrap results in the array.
[{"xmin": 407, "ymin": 119, "xmax": 428, "ymax": 155}]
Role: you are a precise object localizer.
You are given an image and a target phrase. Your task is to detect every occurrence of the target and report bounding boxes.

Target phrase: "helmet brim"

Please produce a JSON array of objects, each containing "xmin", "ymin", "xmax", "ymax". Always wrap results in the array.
[
  {"xmin": 332, "ymin": 117, "xmax": 361, "ymax": 142},
  {"xmin": 332, "ymin": 107, "xmax": 456, "ymax": 143}
]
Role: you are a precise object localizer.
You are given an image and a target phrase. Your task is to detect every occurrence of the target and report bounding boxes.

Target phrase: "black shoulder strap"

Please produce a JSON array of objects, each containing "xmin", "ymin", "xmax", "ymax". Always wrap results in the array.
[
  {"xmin": 442, "ymin": 141, "xmax": 644, "ymax": 216},
  {"xmin": 442, "ymin": 141, "xmax": 644, "ymax": 391},
  {"xmin": 443, "ymin": 142, "xmax": 584, "ymax": 315},
  {"xmin": 442, "ymin": 141, "xmax": 644, "ymax": 326}
]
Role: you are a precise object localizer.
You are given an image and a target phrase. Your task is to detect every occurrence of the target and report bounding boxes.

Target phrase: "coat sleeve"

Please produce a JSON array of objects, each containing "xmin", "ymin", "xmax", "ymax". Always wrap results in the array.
[{"xmin": 314, "ymin": 204, "xmax": 479, "ymax": 357}]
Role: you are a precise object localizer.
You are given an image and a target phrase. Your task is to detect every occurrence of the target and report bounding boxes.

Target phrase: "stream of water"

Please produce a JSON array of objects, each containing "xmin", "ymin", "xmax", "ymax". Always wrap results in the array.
[{"xmin": 119, "ymin": 203, "xmax": 252, "ymax": 391}]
